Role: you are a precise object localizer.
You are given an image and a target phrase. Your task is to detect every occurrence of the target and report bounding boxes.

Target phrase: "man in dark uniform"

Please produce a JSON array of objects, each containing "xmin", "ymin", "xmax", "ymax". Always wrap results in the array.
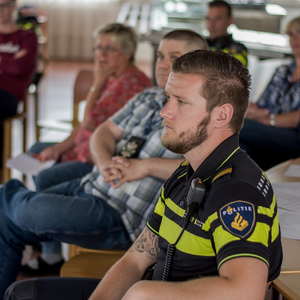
[
  {"xmin": 206, "ymin": 0, "xmax": 248, "ymax": 66},
  {"xmin": 89, "ymin": 50, "xmax": 282, "ymax": 299}
]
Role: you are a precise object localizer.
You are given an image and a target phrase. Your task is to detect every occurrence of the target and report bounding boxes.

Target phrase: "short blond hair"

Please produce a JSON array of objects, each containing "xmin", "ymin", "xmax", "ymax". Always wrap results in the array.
[
  {"xmin": 286, "ymin": 16, "xmax": 300, "ymax": 34},
  {"xmin": 95, "ymin": 23, "xmax": 137, "ymax": 63}
]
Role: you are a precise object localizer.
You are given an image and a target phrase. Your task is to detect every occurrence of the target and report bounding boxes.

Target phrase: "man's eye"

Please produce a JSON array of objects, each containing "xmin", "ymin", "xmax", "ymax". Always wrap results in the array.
[{"xmin": 177, "ymin": 99, "xmax": 186, "ymax": 105}]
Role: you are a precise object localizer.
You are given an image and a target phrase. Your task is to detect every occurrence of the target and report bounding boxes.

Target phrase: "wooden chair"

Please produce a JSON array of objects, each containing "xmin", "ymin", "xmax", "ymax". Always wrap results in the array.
[
  {"xmin": 1, "ymin": 99, "xmax": 28, "ymax": 182},
  {"xmin": 60, "ymin": 246, "xmax": 125, "ymax": 279},
  {"xmin": 36, "ymin": 69, "xmax": 93, "ymax": 140}
]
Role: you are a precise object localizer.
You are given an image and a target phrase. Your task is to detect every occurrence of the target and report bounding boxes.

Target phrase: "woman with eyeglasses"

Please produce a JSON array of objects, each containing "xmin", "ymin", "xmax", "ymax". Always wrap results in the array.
[
  {"xmin": 29, "ymin": 23, "xmax": 151, "ymax": 191},
  {"xmin": 0, "ymin": 0, "xmax": 37, "ymax": 164},
  {"xmin": 240, "ymin": 16, "xmax": 300, "ymax": 170}
]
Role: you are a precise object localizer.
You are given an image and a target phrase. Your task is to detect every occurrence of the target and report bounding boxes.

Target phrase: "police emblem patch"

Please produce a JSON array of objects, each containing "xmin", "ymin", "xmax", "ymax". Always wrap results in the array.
[{"xmin": 219, "ymin": 201, "xmax": 255, "ymax": 238}]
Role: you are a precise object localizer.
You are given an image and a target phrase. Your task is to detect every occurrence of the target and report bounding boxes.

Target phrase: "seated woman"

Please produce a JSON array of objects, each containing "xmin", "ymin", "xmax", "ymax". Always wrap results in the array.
[
  {"xmin": 30, "ymin": 23, "xmax": 151, "ymax": 191},
  {"xmin": 0, "ymin": 0, "xmax": 38, "ymax": 163},
  {"xmin": 240, "ymin": 16, "xmax": 300, "ymax": 170}
]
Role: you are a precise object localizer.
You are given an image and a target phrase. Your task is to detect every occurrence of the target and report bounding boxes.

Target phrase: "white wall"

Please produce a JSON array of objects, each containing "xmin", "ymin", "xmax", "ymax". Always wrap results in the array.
[{"xmin": 20, "ymin": 0, "xmax": 122, "ymax": 60}]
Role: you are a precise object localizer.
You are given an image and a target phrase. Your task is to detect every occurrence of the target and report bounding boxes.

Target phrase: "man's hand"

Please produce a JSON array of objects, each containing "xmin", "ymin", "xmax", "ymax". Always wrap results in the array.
[
  {"xmin": 100, "ymin": 157, "xmax": 150, "ymax": 188},
  {"xmin": 35, "ymin": 145, "xmax": 63, "ymax": 162},
  {"xmin": 93, "ymin": 57, "xmax": 116, "ymax": 84},
  {"xmin": 106, "ymin": 157, "xmax": 150, "ymax": 188},
  {"xmin": 101, "ymin": 165, "xmax": 123, "ymax": 187}
]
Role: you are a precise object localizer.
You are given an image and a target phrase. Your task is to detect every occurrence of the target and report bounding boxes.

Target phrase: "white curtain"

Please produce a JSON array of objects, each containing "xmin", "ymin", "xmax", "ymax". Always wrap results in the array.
[{"xmin": 19, "ymin": 0, "xmax": 122, "ymax": 60}]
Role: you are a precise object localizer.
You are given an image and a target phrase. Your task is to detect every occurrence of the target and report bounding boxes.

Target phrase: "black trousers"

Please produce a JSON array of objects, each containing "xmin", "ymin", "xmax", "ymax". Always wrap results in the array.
[
  {"xmin": 4, "ymin": 278, "xmax": 100, "ymax": 300},
  {"xmin": 0, "ymin": 89, "xmax": 19, "ymax": 166},
  {"xmin": 0, "ymin": 89, "xmax": 19, "ymax": 120}
]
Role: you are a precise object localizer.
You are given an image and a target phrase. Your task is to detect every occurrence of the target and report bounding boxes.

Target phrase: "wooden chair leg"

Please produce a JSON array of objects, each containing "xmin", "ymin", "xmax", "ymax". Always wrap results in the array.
[
  {"xmin": 33, "ymin": 88, "xmax": 40, "ymax": 142},
  {"xmin": 3, "ymin": 119, "xmax": 13, "ymax": 182}
]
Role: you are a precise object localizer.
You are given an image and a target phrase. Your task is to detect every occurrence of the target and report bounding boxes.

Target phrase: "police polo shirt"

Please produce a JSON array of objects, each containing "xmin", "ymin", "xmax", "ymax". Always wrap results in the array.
[
  {"xmin": 147, "ymin": 134, "xmax": 282, "ymax": 282},
  {"xmin": 207, "ymin": 34, "xmax": 248, "ymax": 67}
]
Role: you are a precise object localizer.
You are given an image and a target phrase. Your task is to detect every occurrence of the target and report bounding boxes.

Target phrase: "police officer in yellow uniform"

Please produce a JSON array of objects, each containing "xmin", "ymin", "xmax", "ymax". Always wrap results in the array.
[
  {"xmin": 89, "ymin": 50, "xmax": 282, "ymax": 300},
  {"xmin": 147, "ymin": 135, "xmax": 281, "ymax": 283},
  {"xmin": 206, "ymin": 0, "xmax": 248, "ymax": 66}
]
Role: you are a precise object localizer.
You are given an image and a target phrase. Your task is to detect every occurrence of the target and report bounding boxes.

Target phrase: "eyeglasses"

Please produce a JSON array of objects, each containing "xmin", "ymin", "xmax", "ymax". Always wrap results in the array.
[
  {"xmin": 93, "ymin": 45, "xmax": 120, "ymax": 54},
  {"xmin": 0, "ymin": 1, "xmax": 15, "ymax": 9}
]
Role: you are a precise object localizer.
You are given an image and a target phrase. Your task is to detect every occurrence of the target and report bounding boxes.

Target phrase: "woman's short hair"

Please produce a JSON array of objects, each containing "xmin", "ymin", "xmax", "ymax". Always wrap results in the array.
[
  {"xmin": 286, "ymin": 16, "xmax": 300, "ymax": 35},
  {"xmin": 95, "ymin": 23, "xmax": 137, "ymax": 62}
]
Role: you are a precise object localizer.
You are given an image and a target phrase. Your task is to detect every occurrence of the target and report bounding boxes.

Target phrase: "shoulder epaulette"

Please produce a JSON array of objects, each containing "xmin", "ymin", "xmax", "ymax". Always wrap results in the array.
[{"xmin": 212, "ymin": 167, "xmax": 233, "ymax": 184}]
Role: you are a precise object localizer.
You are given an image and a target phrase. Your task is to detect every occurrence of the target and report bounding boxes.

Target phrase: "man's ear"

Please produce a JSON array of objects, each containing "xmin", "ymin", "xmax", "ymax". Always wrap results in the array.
[{"xmin": 211, "ymin": 103, "xmax": 234, "ymax": 128}]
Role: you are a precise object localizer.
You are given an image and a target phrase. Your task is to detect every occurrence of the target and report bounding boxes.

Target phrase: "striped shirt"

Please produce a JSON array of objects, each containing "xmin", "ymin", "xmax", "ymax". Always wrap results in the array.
[{"xmin": 81, "ymin": 87, "xmax": 182, "ymax": 241}]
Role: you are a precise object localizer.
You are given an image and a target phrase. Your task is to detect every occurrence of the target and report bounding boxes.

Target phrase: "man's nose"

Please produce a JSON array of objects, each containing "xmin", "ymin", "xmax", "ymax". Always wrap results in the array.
[{"xmin": 160, "ymin": 100, "xmax": 173, "ymax": 120}]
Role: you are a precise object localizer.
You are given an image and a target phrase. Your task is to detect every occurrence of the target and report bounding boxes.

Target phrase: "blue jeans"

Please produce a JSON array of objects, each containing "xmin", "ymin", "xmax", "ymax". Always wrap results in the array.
[
  {"xmin": 29, "ymin": 142, "xmax": 93, "ymax": 191},
  {"xmin": 240, "ymin": 119, "xmax": 300, "ymax": 170},
  {"xmin": 0, "ymin": 179, "xmax": 131, "ymax": 299}
]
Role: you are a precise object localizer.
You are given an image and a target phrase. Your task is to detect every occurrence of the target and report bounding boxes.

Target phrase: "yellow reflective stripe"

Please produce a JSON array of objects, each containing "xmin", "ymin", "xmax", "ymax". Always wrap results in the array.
[
  {"xmin": 218, "ymin": 253, "xmax": 269, "ymax": 270},
  {"xmin": 177, "ymin": 230, "xmax": 215, "ymax": 256},
  {"xmin": 271, "ymin": 211, "xmax": 280, "ymax": 242},
  {"xmin": 177, "ymin": 172, "xmax": 187, "ymax": 179},
  {"xmin": 258, "ymin": 195, "xmax": 276, "ymax": 218},
  {"xmin": 153, "ymin": 188, "xmax": 165, "ymax": 217},
  {"xmin": 247, "ymin": 222, "xmax": 269, "ymax": 247},
  {"xmin": 159, "ymin": 215, "xmax": 215, "ymax": 256},
  {"xmin": 217, "ymin": 147, "xmax": 240, "ymax": 170},
  {"xmin": 213, "ymin": 225, "xmax": 240, "ymax": 253},
  {"xmin": 232, "ymin": 53, "xmax": 248, "ymax": 66},
  {"xmin": 212, "ymin": 168, "xmax": 232, "ymax": 183},
  {"xmin": 202, "ymin": 212, "xmax": 218, "ymax": 232},
  {"xmin": 153, "ymin": 199, "xmax": 165, "ymax": 217},
  {"xmin": 165, "ymin": 197, "xmax": 185, "ymax": 217}
]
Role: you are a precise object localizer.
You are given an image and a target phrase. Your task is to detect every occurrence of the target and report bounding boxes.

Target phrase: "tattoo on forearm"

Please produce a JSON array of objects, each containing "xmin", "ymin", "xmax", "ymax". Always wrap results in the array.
[{"xmin": 133, "ymin": 229, "xmax": 159, "ymax": 258}]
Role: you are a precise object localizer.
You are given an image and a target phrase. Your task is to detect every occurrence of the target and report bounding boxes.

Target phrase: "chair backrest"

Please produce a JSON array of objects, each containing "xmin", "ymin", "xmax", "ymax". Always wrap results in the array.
[{"xmin": 72, "ymin": 69, "xmax": 93, "ymax": 128}]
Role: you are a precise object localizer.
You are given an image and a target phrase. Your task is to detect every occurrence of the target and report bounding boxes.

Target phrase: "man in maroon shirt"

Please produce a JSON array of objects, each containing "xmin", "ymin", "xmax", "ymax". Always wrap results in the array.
[{"xmin": 0, "ymin": 0, "xmax": 38, "ymax": 163}]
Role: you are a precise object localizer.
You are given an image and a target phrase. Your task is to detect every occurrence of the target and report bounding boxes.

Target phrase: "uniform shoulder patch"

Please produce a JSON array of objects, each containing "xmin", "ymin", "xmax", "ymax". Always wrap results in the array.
[{"xmin": 219, "ymin": 201, "xmax": 255, "ymax": 238}]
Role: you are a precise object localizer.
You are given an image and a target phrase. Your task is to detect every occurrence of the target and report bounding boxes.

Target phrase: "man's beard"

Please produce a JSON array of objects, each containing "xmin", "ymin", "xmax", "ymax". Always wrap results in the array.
[{"xmin": 161, "ymin": 115, "xmax": 210, "ymax": 154}]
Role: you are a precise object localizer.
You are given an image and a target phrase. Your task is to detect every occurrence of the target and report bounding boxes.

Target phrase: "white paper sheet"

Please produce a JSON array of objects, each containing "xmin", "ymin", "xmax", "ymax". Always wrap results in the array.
[
  {"xmin": 273, "ymin": 182, "xmax": 300, "ymax": 239},
  {"xmin": 273, "ymin": 182, "xmax": 300, "ymax": 211},
  {"xmin": 279, "ymin": 208, "xmax": 300, "ymax": 239},
  {"xmin": 7, "ymin": 153, "xmax": 55, "ymax": 176},
  {"xmin": 284, "ymin": 164, "xmax": 300, "ymax": 178}
]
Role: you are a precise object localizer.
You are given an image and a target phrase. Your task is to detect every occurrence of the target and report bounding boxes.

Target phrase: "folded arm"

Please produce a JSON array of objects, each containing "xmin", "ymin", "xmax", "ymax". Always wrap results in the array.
[
  {"xmin": 90, "ymin": 119, "xmax": 123, "ymax": 171},
  {"xmin": 122, "ymin": 257, "xmax": 268, "ymax": 300},
  {"xmin": 247, "ymin": 103, "xmax": 300, "ymax": 128}
]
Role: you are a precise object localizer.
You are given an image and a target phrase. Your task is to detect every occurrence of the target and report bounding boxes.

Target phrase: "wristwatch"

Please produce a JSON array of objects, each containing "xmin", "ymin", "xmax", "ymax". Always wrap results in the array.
[{"xmin": 269, "ymin": 113, "xmax": 276, "ymax": 126}]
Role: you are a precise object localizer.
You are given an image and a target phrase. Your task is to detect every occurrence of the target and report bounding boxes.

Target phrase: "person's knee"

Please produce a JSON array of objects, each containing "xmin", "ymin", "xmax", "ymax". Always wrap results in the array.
[{"xmin": 34, "ymin": 170, "xmax": 50, "ymax": 191}]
